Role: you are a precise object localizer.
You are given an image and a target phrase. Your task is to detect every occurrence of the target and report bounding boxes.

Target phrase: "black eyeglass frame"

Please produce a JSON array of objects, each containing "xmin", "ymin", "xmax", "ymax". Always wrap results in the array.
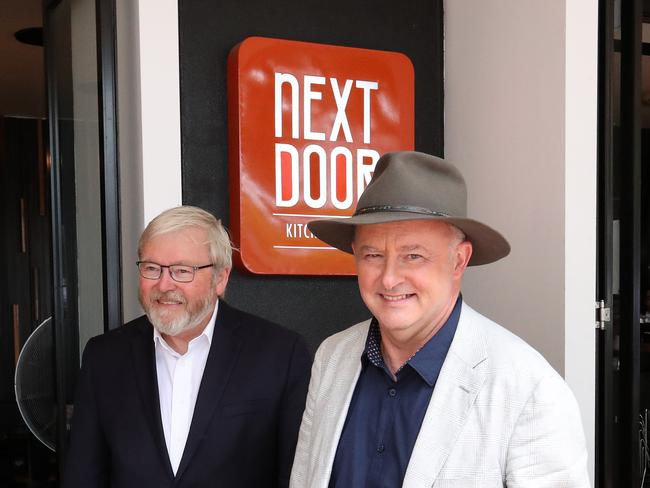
[{"xmin": 135, "ymin": 261, "xmax": 215, "ymax": 283}]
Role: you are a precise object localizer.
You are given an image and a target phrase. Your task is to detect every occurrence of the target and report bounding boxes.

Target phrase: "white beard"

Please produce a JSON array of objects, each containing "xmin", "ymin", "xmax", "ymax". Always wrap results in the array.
[{"xmin": 140, "ymin": 290, "xmax": 215, "ymax": 337}]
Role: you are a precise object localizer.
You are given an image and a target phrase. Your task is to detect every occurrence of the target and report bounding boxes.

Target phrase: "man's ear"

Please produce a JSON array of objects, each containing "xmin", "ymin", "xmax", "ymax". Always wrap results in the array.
[
  {"xmin": 454, "ymin": 240, "xmax": 473, "ymax": 276},
  {"xmin": 214, "ymin": 267, "xmax": 231, "ymax": 298}
]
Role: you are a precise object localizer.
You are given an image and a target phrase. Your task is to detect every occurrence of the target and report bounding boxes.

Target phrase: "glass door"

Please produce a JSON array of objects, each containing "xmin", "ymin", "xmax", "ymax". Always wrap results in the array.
[
  {"xmin": 43, "ymin": 0, "xmax": 121, "ymax": 478},
  {"xmin": 597, "ymin": 0, "xmax": 647, "ymax": 485}
]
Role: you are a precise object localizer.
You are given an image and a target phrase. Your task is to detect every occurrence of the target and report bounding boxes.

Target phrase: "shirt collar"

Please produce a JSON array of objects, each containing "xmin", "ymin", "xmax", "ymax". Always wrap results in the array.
[
  {"xmin": 362, "ymin": 295, "xmax": 462, "ymax": 386},
  {"xmin": 153, "ymin": 299, "xmax": 219, "ymax": 354}
]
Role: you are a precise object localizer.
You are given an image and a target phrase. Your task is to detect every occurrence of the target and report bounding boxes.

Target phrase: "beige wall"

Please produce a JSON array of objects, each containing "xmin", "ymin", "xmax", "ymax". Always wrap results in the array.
[
  {"xmin": 446, "ymin": 0, "xmax": 566, "ymax": 371},
  {"xmin": 445, "ymin": 0, "xmax": 597, "ymax": 482}
]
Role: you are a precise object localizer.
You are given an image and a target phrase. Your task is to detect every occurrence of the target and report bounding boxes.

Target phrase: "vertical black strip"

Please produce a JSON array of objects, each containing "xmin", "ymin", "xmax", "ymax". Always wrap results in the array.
[
  {"xmin": 596, "ymin": 0, "xmax": 615, "ymax": 484},
  {"xmin": 96, "ymin": 0, "xmax": 123, "ymax": 331},
  {"xmin": 43, "ymin": 0, "xmax": 69, "ymax": 477},
  {"xmin": 431, "ymin": 3, "xmax": 444, "ymax": 158},
  {"xmin": 619, "ymin": 0, "xmax": 642, "ymax": 484}
]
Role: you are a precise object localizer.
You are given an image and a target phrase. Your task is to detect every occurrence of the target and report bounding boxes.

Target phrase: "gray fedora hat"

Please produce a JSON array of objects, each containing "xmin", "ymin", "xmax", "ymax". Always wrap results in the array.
[{"xmin": 307, "ymin": 151, "xmax": 510, "ymax": 266}]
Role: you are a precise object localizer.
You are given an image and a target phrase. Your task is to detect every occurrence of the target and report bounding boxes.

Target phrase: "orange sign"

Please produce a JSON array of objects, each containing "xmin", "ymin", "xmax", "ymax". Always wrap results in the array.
[{"xmin": 227, "ymin": 37, "xmax": 414, "ymax": 275}]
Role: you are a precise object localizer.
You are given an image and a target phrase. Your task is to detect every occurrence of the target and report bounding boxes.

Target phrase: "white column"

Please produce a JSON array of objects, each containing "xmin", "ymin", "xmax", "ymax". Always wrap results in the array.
[
  {"xmin": 138, "ymin": 0, "xmax": 182, "ymax": 224},
  {"xmin": 117, "ymin": 0, "xmax": 182, "ymax": 321},
  {"xmin": 565, "ymin": 0, "xmax": 598, "ymax": 482}
]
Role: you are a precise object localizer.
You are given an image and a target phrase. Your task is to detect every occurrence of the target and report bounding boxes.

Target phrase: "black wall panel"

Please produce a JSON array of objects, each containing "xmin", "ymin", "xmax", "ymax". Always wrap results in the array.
[{"xmin": 178, "ymin": 0, "xmax": 443, "ymax": 350}]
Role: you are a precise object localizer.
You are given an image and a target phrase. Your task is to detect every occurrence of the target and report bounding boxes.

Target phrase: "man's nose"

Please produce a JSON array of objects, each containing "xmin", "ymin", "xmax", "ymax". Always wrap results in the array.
[
  {"xmin": 380, "ymin": 257, "xmax": 403, "ymax": 291},
  {"xmin": 156, "ymin": 267, "xmax": 177, "ymax": 291}
]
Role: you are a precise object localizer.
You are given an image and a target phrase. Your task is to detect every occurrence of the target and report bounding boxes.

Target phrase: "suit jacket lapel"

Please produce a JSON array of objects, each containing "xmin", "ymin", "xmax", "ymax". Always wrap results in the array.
[
  {"xmin": 402, "ymin": 303, "xmax": 488, "ymax": 487},
  {"xmin": 130, "ymin": 318, "xmax": 175, "ymax": 478},
  {"xmin": 311, "ymin": 322, "xmax": 368, "ymax": 488},
  {"xmin": 175, "ymin": 301, "xmax": 245, "ymax": 480}
]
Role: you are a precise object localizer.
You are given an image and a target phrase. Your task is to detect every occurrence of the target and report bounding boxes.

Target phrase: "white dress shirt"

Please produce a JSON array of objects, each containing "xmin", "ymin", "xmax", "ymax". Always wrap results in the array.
[{"xmin": 153, "ymin": 301, "xmax": 218, "ymax": 474}]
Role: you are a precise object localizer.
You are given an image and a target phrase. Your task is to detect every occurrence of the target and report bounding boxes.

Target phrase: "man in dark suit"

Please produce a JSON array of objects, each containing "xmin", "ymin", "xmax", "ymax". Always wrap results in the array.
[{"xmin": 64, "ymin": 206, "xmax": 311, "ymax": 488}]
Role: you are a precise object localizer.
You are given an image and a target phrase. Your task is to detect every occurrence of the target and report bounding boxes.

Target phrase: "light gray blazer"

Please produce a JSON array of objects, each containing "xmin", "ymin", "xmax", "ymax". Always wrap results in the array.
[{"xmin": 290, "ymin": 303, "xmax": 590, "ymax": 487}]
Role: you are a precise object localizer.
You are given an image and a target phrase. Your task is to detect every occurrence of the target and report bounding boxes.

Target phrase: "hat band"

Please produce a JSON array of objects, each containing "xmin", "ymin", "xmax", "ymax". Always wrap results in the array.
[{"xmin": 355, "ymin": 205, "xmax": 451, "ymax": 218}]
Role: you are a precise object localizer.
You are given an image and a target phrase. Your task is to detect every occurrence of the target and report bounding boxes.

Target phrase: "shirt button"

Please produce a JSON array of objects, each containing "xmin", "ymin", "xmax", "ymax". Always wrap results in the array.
[
  {"xmin": 388, "ymin": 388, "xmax": 397, "ymax": 397},
  {"xmin": 377, "ymin": 443, "xmax": 385, "ymax": 454}
]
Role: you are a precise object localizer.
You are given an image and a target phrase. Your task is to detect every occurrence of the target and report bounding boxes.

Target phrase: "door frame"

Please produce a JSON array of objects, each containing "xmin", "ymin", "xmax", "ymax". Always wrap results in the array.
[{"xmin": 596, "ymin": 0, "xmax": 643, "ymax": 485}]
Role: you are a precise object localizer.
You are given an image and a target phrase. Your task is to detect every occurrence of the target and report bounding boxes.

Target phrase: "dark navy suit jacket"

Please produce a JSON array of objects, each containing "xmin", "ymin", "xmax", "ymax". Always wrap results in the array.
[{"xmin": 63, "ymin": 301, "xmax": 311, "ymax": 488}]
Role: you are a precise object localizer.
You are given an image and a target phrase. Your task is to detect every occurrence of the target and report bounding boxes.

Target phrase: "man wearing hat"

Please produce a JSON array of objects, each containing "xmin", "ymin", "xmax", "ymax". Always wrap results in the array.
[{"xmin": 289, "ymin": 151, "xmax": 589, "ymax": 487}]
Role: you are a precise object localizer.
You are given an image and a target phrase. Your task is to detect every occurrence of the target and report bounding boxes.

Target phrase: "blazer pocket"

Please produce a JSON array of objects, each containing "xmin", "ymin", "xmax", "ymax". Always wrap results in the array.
[{"xmin": 221, "ymin": 399, "xmax": 270, "ymax": 417}]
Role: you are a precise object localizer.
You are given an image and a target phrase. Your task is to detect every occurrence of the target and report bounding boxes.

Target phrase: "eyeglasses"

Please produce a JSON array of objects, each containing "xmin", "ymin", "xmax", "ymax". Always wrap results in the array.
[{"xmin": 136, "ymin": 261, "xmax": 214, "ymax": 283}]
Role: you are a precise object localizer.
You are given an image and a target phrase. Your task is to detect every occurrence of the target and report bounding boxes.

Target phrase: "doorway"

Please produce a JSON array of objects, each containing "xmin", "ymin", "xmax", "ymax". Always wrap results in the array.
[
  {"xmin": 0, "ymin": 1, "xmax": 55, "ymax": 485},
  {"xmin": 43, "ymin": 0, "xmax": 122, "ymax": 479},
  {"xmin": 597, "ymin": 0, "xmax": 650, "ymax": 485},
  {"xmin": 0, "ymin": 0, "xmax": 122, "ymax": 484}
]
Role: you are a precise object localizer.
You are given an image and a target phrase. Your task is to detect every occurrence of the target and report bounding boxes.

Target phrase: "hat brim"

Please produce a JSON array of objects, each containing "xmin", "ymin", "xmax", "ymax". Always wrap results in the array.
[{"xmin": 308, "ymin": 212, "xmax": 510, "ymax": 266}]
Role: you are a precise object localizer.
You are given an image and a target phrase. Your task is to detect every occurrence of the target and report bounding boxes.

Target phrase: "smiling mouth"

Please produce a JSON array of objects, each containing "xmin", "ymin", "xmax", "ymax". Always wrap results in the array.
[
  {"xmin": 380, "ymin": 293, "xmax": 414, "ymax": 302},
  {"xmin": 153, "ymin": 293, "xmax": 186, "ymax": 306}
]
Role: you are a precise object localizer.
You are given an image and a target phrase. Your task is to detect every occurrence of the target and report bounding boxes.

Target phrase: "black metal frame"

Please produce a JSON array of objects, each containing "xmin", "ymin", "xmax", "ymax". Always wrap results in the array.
[
  {"xmin": 96, "ymin": 0, "xmax": 123, "ymax": 331},
  {"xmin": 597, "ymin": 0, "xmax": 644, "ymax": 485},
  {"xmin": 596, "ymin": 0, "xmax": 615, "ymax": 484},
  {"xmin": 619, "ymin": 0, "xmax": 643, "ymax": 484}
]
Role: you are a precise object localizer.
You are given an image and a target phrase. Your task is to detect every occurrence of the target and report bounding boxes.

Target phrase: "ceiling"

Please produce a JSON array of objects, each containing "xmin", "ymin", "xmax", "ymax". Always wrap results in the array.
[{"xmin": 0, "ymin": 0, "xmax": 45, "ymax": 118}]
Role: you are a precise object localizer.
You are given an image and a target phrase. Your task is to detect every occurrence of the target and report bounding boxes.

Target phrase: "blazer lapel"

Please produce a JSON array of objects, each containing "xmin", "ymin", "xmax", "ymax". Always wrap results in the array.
[
  {"xmin": 311, "ymin": 322, "xmax": 369, "ymax": 488},
  {"xmin": 174, "ymin": 301, "xmax": 245, "ymax": 480},
  {"xmin": 130, "ymin": 318, "xmax": 175, "ymax": 478},
  {"xmin": 402, "ymin": 303, "xmax": 488, "ymax": 487}
]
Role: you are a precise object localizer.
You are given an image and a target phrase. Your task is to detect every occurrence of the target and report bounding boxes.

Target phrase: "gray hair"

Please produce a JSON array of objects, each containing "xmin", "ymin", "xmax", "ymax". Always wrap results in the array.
[
  {"xmin": 448, "ymin": 223, "xmax": 466, "ymax": 248},
  {"xmin": 138, "ymin": 206, "xmax": 233, "ymax": 271}
]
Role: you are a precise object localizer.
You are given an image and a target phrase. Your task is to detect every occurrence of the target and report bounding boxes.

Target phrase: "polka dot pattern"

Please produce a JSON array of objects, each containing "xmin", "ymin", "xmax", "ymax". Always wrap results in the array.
[
  {"xmin": 365, "ymin": 319, "xmax": 385, "ymax": 369},
  {"xmin": 365, "ymin": 319, "xmax": 424, "ymax": 376}
]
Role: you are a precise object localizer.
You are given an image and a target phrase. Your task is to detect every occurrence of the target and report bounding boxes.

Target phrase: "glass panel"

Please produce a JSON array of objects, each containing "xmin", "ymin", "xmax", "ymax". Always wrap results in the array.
[
  {"xmin": 45, "ymin": 0, "xmax": 107, "ymax": 474},
  {"xmin": 608, "ymin": 0, "xmax": 646, "ymax": 484},
  {"xmin": 640, "ymin": 23, "xmax": 650, "ymax": 484},
  {"xmin": 610, "ymin": 0, "xmax": 624, "ymax": 478},
  {"xmin": 49, "ymin": 0, "xmax": 105, "ymax": 359}
]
